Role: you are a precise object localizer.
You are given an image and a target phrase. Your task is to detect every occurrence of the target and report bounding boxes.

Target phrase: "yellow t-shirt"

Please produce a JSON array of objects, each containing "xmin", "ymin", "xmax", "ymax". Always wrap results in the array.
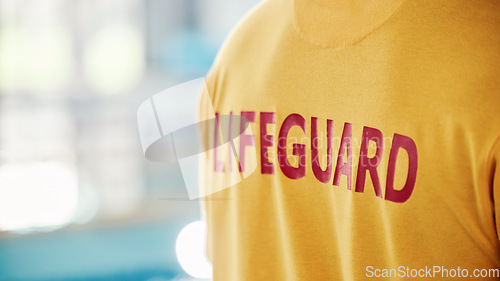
[{"xmin": 199, "ymin": 0, "xmax": 500, "ymax": 279}]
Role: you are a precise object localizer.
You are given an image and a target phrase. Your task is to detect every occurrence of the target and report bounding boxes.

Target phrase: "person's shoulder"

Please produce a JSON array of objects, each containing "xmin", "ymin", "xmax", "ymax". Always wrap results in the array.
[
  {"xmin": 442, "ymin": 0, "xmax": 500, "ymax": 123},
  {"xmin": 425, "ymin": 0, "xmax": 500, "ymax": 94},
  {"xmin": 437, "ymin": 0, "xmax": 500, "ymax": 50},
  {"xmin": 209, "ymin": 0, "xmax": 286, "ymax": 72},
  {"xmin": 454, "ymin": 0, "xmax": 500, "ymax": 38},
  {"xmin": 204, "ymin": 0, "xmax": 287, "ymax": 101}
]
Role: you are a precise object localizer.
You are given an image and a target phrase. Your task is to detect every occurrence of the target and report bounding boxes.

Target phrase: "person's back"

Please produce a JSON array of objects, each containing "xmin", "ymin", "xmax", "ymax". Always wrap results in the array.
[{"xmin": 199, "ymin": 0, "xmax": 500, "ymax": 279}]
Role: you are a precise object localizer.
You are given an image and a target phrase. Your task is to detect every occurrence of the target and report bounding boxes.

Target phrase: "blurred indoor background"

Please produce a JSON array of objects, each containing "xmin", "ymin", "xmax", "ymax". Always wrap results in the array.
[{"xmin": 0, "ymin": 0, "xmax": 259, "ymax": 280}]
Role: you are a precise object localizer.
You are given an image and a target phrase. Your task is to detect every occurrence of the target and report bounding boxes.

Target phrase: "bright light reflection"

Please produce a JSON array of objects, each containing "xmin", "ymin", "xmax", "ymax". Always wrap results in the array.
[
  {"xmin": 83, "ymin": 22, "xmax": 145, "ymax": 95},
  {"xmin": 175, "ymin": 220, "xmax": 212, "ymax": 279},
  {"xmin": 0, "ymin": 24, "xmax": 74, "ymax": 94},
  {"xmin": 0, "ymin": 162, "xmax": 79, "ymax": 232}
]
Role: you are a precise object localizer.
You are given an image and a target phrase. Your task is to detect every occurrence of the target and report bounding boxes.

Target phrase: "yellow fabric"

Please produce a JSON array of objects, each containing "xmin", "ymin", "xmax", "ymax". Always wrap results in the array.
[{"xmin": 199, "ymin": 0, "xmax": 500, "ymax": 280}]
